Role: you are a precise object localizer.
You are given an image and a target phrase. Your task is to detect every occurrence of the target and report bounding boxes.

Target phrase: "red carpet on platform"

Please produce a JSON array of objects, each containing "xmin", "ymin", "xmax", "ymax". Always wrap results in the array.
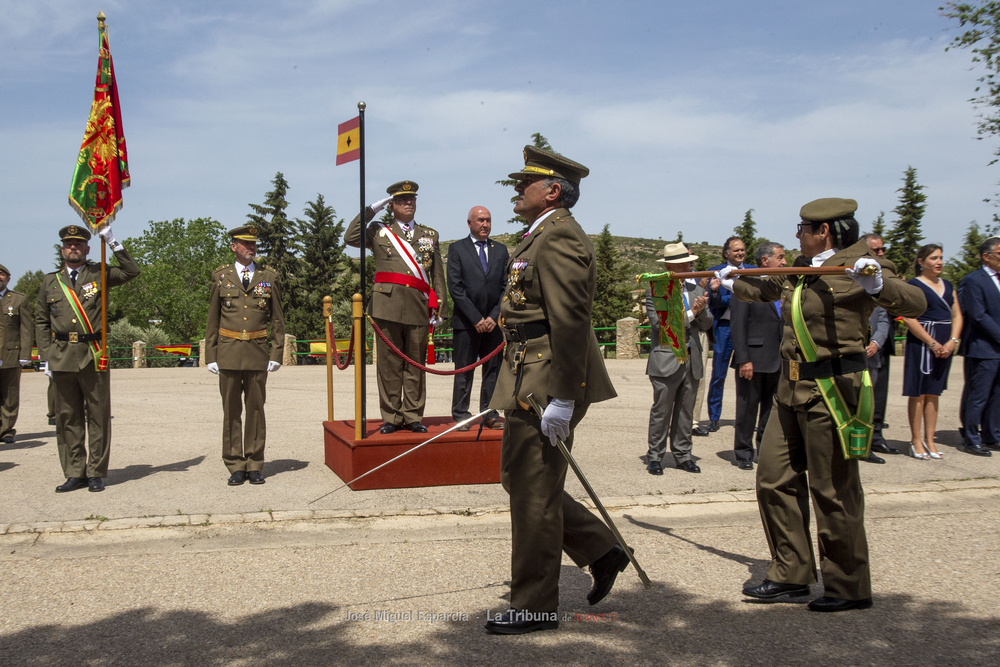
[{"xmin": 323, "ymin": 417, "xmax": 503, "ymax": 490}]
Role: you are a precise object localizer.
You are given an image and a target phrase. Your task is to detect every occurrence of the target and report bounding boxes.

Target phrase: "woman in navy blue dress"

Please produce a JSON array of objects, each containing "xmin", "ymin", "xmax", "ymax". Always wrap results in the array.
[{"xmin": 902, "ymin": 244, "xmax": 963, "ymax": 460}]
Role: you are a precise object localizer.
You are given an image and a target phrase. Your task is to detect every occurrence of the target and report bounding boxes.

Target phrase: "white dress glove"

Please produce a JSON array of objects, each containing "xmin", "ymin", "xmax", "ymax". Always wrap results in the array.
[
  {"xmin": 370, "ymin": 196, "xmax": 392, "ymax": 214},
  {"xmin": 207, "ymin": 362, "xmax": 219, "ymax": 375},
  {"xmin": 43, "ymin": 362, "xmax": 52, "ymax": 377},
  {"xmin": 846, "ymin": 258, "xmax": 883, "ymax": 295},
  {"xmin": 19, "ymin": 359, "xmax": 30, "ymax": 367},
  {"xmin": 267, "ymin": 361, "xmax": 281, "ymax": 372},
  {"xmin": 715, "ymin": 265, "xmax": 737, "ymax": 291},
  {"xmin": 429, "ymin": 314, "xmax": 444, "ymax": 328},
  {"xmin": 98, "ymin": 225, "xmax": 121, "ymax": 250},
  {"xmin": 540, "ymin": 398, "xmax": 575, "ymax": 447}
]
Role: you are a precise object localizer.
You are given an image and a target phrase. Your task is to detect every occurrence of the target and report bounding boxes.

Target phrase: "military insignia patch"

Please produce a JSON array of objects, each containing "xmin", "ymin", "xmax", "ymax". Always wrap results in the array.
[
  {"xmin": 253, "ymin": 282, "xmax": 272, "ymax": 297},
  {"xmin": 258, "ymin": 299, "xmax": 267, "ymax": 309}
]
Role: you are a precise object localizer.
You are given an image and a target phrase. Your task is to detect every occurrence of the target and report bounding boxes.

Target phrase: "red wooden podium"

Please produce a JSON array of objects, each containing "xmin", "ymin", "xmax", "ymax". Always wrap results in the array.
[{"xmin": 323, "ymin": 416, "xmax": 503, "ymax": 490}]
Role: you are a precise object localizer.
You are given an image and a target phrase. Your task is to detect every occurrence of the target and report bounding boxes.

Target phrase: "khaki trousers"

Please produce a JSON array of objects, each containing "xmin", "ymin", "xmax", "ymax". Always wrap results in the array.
[
  {"xmin": 756, "ymin": 397, "xmax": 871, "ymax": 600},
  {"xmin": 373, "ymin": 317, "xmax": 427, "ymax": 426},
  {"xmin": 52, "ymin": 366, "xmax": 112, "ymax": 478},
  {"xmin": 0, "ymin": 367, "xmax": 21, "ymax": 440},
  {"xmin": 219, "ymin": 369, "xmax": 268, "ymax": 473},
  {"xmin": 501, "ymin": 405, "xmax": 615, "ymax": 612}
]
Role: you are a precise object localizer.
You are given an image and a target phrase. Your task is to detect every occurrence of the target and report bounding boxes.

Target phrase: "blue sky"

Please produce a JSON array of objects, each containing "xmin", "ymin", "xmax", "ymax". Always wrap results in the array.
[{"xmin": 2, "ymin": 0, "xmax": 997, "ymax": 282}]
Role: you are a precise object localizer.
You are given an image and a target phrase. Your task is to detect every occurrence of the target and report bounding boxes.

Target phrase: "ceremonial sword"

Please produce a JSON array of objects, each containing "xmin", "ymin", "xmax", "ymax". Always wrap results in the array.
[
  {"xmin": 308, "ymin": 408, "xmax": 494, "ymax": 504},
  {"xmin": 525, "ymin": 394, "xmax": 652, "ymax": 590}
]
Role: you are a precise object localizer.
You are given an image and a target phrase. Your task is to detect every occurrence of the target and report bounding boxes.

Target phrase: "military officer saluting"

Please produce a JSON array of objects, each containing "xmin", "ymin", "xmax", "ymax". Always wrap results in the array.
[
  {"xmin": 0, "ymin": 263, "xmax": 33, "ymax": 445},
  {"xmin": 345, "ymin": 180, "xmax": 447, "ymax": 434},
  {"xmin": 725, "ymin": 198, "xmax": 926, "ymax": 612},
  {"xmin": 36, "ymin": 224, "xmax": 140, "ymax": 492},
  {"xmin": 485, "ymin": 146, "xmax": 626, "ymax": 635},
  {"xmin": 205, "ymin": 225, "xmax": 285, "ymax": 486}
]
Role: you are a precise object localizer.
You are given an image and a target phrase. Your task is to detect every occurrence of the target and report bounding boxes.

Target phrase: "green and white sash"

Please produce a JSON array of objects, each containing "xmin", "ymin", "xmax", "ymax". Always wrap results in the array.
[{"xmin": 791, "ymin": 277, "xmax": 873, "ymax": 460}]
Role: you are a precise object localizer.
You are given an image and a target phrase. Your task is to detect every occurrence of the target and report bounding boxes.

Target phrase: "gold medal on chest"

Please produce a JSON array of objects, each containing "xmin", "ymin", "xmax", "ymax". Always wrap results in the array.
[
  {"xmin": 258, "ymin": 299, "xmax": 267, "ymax": 308},
  {"xmin": 509, "ymin": 289, "xmax": 526, "ymax": 306},
  {"xmin": 81, "ymin": 281, "xmax": 98, "ymax": 300},
  {"xmin": 6, "ymin": 306, "xmax": 12, "ymax": 317}
]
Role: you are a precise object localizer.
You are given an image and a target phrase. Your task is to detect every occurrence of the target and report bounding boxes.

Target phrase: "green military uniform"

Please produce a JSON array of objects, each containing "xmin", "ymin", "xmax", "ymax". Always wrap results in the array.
[
  {"xmin": 489, "ymin": 149, "xmax": 618, "ymax": 613},
  {"xmin": 35, "ymin": 226, "xmax": 140, "ymax": 479},
  {"xmin": 0, "ymin": 264, "xmax": 33, "ymax": 443},
  {"xmin": 344, "ymin": 181, "xmax": 447, "ymax": 427},
  {"xmin": 205, "ymin": 226, "xmax": 285, "ymax": 474},
  {"xmin": 734, "ymin": 210, "xmax": 925, "ymax": 601}
]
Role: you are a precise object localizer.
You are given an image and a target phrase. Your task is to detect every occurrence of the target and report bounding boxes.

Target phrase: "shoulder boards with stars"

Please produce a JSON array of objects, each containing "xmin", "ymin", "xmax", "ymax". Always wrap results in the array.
[{"xmin": 213, "ymin": 264, "xmax": 228, "ymax": 272}]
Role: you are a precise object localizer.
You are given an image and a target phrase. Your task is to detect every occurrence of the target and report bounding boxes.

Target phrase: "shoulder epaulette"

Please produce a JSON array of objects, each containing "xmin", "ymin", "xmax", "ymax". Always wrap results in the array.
[{"xmin": 214, "ymin": 264, "xmax": 229, "ymax": 272}]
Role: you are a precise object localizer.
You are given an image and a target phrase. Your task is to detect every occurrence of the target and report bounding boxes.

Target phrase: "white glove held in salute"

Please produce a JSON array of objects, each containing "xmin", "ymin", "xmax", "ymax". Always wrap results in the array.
[
  {"xmin": 207, "ymin": 362, "xmax": 219, "ymax": 375},
  {"xmin": 98, "ymin": 225, "xmax": 122, "ymax": 250},
  {"xmin": 846, "ymin": 258, "xmax": 883, "ymax": 295},
  {"xmin": 267, "ymin": 361, "xmax": 281, "ymax": 372},
  {"xmin": 540, "ymin": 398, "xmax": 574, "ymax": 447},
  {"xmin": 714, "ymin": 265, "xmax": 737, "ymax": 291},
  {"xmin": 370, "ymin": 197, "xmax": 393, "ymax": 214}
]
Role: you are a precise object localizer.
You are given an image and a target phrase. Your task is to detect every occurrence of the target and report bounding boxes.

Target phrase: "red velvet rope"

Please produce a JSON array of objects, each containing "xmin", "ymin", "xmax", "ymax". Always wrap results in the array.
[
  {"xmin": 326, "ymin": 320, "xmax": 354, "ymax": 370},
  {"xmin": 366, "ymin": 315, "xmax": 506, "ymax": 376}
]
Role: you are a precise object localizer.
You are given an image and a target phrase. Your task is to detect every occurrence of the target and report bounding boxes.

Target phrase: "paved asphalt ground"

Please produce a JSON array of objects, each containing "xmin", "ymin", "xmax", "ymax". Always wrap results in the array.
[{"xmin": 2, "ymin": 360, "xmax": 998, "ymax": 665}]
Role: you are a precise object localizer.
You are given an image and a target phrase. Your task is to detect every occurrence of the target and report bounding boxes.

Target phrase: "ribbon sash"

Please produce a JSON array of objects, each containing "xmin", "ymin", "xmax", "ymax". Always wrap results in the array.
[
  {"xmin": 55, "ymin": 272, "xmax": 106, "ymax": 371},
  {"xmin": 378, "ymin": 223, "xmax": 429, "ymax": 285},
  {"xmin": 791, "ymin": 277, "xmax": 873, "ymax": 460}
]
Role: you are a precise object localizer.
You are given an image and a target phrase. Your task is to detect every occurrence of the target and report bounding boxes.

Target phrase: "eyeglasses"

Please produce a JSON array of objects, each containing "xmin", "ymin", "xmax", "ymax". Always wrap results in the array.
[
  {"xmin": 870, "ymin": 246, "xmax": 885, "ymax": 254},
  {"xmin": 796, "ymin": 222, "xmax": 816, "ymax": 235}
]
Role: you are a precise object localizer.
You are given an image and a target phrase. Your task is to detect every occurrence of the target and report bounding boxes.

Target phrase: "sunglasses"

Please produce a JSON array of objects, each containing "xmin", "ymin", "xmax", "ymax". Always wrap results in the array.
[{"xmin": 870, "ymin": 246, "xmax": 885, "ymax": 254}]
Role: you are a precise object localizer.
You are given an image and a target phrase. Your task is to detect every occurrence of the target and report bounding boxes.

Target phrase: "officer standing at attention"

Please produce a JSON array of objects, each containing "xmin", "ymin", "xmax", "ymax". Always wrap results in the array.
[
  {"xmin": 36, "ymin": 224, "xmax": 140, "ymax": 492},
  {"xmin": 345, "ymin": 181, "xmax": 447, "ymax": 434},
  {"xmin": 205, "ymin": 225, "xmax": 285, "ymax": 486},
  {"xmin": 0, "ymin": 263, "xmax": 32, "ymax": 445},
  {"xmin": 725, "ymin": 199, "xmax": 925, "ymax": 612},
  {"xmin": 484, "ymin": 146, "xmax": 625, "ymax": 635}
]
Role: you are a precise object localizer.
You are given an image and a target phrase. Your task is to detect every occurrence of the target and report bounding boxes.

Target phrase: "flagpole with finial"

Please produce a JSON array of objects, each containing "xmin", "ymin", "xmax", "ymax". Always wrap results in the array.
[
  {"xmin": 97, "ymin": 10, "xmax": 109, "ymax": 371},
  {"xmin": 357, "ymin": 100, "xmax": 367, "ymax": 438}
]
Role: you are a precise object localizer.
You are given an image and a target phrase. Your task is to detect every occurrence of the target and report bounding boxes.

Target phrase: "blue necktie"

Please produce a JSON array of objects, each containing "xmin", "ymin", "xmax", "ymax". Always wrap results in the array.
[
  {"xmin": 775, "ymin": 301, "xmax": 781, "ymax": 317},
  {"xmin": 477, "ymin": 241, "xmax": 488, "ymax": 273}
]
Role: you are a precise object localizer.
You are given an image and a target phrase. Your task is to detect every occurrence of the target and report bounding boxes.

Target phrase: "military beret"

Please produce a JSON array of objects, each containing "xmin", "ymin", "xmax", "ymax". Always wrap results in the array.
[
  {"xmin": 508, "ymin": 145, "xmax": 590, "ymax": 185},
  {"xmin": 387, "ymin": 180, "xmax": 418, "ymax": 197},
  {"xmin": 59, "ymin": 225, "xmax": 91, "ymax": 242},
  {"xmin": 0, "ymin": 263, "xmax": 9, "ymax": 277},
  {"xmin": 799, "ymin": 198, "xmax": 858, "ymax": 222},
  {"xmin": 229, "ymin": 225, "xmax": 259, "ymax": 242}
]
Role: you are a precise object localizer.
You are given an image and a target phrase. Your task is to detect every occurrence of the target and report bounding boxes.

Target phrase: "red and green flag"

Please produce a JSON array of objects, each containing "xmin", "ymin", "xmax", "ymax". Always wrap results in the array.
[
  {"xmin": 638, "ymin": 272, "xmax": 687, "ymax": 364},
  {"xmin": 69, "ymin": 15, "xmax": 130, "ymax": 232}
]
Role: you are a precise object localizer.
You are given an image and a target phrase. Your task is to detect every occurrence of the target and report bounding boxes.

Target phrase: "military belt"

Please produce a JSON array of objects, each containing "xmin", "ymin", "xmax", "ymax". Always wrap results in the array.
[
  {"xmin": 53, "ymin": 331, "xmax": 101, "ymax": 343},
  {"xmin": 502, "ymin": 322, "xmax": 550, "ymax": 342},
  {"xmin": 219, "ymin": 328, "xmax": 268, "ymax": 341},
  {"xmin": 783, "ymin": 353, "xmax": 867, "ymax": 381}
]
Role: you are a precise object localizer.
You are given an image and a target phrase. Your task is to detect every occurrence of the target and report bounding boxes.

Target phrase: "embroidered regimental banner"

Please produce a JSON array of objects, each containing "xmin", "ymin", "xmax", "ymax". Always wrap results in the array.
[
  {"xmin": 68, "ymin": 15, "xmax": 130, "ymax": 233},
  {"xmin": 638, "ymin": 271, "xmax": 687, "ymax": 364}
]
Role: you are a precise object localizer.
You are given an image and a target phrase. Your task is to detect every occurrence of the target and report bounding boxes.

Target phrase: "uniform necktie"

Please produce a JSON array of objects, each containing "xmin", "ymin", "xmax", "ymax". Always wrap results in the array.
[
  {"xmin": 242, "ymin": 268, "xmax": 250, "ymax": 289},
  {"xmin": 477, "ymin": 241, "xmax": 488, "ymax": 273},
  {"xmin": 775, "ymin": 300, "xmax": 781, "ymax": 317},
  {"xmin": 70, "ymin": 269, "xmax": 78, "ymax": 286}
]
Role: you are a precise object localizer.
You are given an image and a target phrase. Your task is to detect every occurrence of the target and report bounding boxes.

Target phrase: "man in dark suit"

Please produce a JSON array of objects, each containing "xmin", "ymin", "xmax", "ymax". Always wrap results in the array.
[
  {"xmin": 958, "ymin": 236, "xmax": 1000, "ymax": 457},
  {"xmin": 706, "ymin": 237, "xmax": 755, "ymax": 431},
  {"xmin": 862, "ymin": 233, "xmax": 899, "ymax": 461},
  {"xmin": 729, "ymin": 242, "xmax": 785, "ymax": 471},
  {"xmin": 448, "ymin": 206, "xmax": 509, "ymax": 431}
]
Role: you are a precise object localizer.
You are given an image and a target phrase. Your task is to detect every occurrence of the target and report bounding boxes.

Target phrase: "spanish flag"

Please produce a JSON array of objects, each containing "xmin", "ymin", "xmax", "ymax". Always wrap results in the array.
[{"xmin": 336, "ymin": 116, "xmax": 360, "ymax": 165}]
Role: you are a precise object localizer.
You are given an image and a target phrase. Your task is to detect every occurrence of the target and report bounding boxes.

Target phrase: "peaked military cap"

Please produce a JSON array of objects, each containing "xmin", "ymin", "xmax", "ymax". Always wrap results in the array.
[
  {"xmin": 229, "ymin": 225, "xmax": 259, "ymax": 242},
  {"xmin": 0, "ymin": 263, "xmax": 9, "ymax": 277},
  {"xmin": 59, "ymin": 225, "xmax": 92, "ymax": 242},
  {"xmin": 799, "ymin": 198, "xmax": 858, "ymax": 222},
  {"xmin": 387, "ymin": 180, "xmax": 419, "ymax": 197},
  {"xmin": 508, "ymin": 145, "xmax": 590, "ymax": 185}
]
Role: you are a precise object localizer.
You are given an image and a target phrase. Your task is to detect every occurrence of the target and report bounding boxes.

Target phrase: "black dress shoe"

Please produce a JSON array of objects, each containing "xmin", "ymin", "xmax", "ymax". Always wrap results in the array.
[
  {"xmin": 48, "ymin": 417, "xmax": 57, "ymax": 426},
  {"xmin": 677, "ymin": 460, "xmax": 701, "ymax": 473},
  {"xmin": 56, "ymin": 477, "xmax": 88, "ymax": 493},
  {"xmin": 647, "ymin": 460, "xmax": 663, "ymax": 475},
  {"xmin": 738, "ymin": 459, "xmax": 754, "ymax": 470},
  {"xmin": 2, "ymin": 435, "xmax": 13, "ymax": 444},
  {"xmin": 587, "ymin": 544, "xmax": 632, "ymax": 605},
  {"xmin": 984, "ymin": 442, "xmax": 1000, "ymax": 451},
  {"xmin": 379, "ymin": 423, "xmax": 397, "ymax": 434},
  {"xmin": 807, "ymin": 596, "xmax": 873, "ymax": 612},
  {"xmin": 963, "ymin": 444, "xmax": 993, "ymax": 457},
  {"xmin": 407, "ymin": 422, "xmax": 428, "ymax": 433},
  {"xmin": 484, "ymin": 609, "xmax": 558, "ymax": 634},
  {"xmin": 692, "ymin": 425, "xmax": 709, "ymax": 437},
  {"xmin": 247, "ymin": 471, "xmax": 265, "ymax": 485},
  {"xmin": 228, "ymin": 470, "xmax": 247, "ymax": 486},
  {"xmin": 708, "ymin": 420, "xmax": 720, "ymax": 432},
  {"xmin": 862, "ymin": 452, "xmax": 886, "ymax": 464},
  {"xmin": 871, "ymin": 442, "xmax": 900, "ymax": 455},
  {"xmin": 484, "ymin": 417, "xmax": 504, "ymax": 430},
  {"xmin": 742, "ymin": 579, "xmax": 810, "ymax": 600},
  {"xmin": 88, "ymin": 477, "xmax": 105, "ymax": 492}
]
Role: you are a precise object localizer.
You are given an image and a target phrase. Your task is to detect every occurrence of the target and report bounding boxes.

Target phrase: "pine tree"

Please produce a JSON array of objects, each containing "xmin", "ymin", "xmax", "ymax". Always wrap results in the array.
[
  {"xmin": 496, "ymin": 133, "xmax": 554, "ymax": 238},
  {"xmin": 247, "ymin": 172, "xmax": 297, "ymax": 285},
  {"xmin": 592, "ymin": 224, "xmax": 636, "ymax": 351},
  {"xmin": 885, "ymin": 166, "xmax": 927, "ymax": 278},
  {"xmin": 732, "ymin": 209, "xmax": 761, "ymax": 261},
  {"xmin": 946, "ymin": 220, "xmax": 1000, "ymax": 283},
  {"xmin": 870, "ymin": 211, "xmax": 886, "ymax": 237},
  {"xmin": 287, "ymin": 194, "xmax": 345, "ymax": 342}
]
